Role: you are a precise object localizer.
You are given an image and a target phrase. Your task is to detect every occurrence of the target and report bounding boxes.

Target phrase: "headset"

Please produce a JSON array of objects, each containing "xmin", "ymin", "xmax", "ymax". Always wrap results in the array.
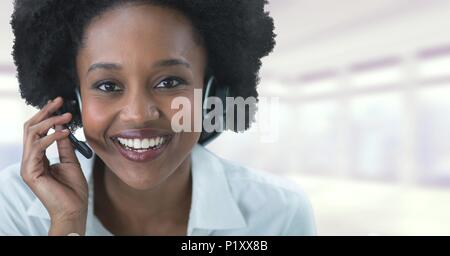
[
  {"xmin": 198, "ymin": 76, "xmax": 230, "ymax": 145},
  {"xmin": 62, "ymin": 75, "xmax": 229, "ymax": 158},
  {"xmin": 54, "ymin": 90, "xmax": 93, "ymax": 159}
]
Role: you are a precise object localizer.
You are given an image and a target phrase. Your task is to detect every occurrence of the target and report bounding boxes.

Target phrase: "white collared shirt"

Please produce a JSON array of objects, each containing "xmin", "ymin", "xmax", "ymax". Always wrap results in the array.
[{"xmin": 0, "ymin": 144, "xmax": 315, "ymax": 236}]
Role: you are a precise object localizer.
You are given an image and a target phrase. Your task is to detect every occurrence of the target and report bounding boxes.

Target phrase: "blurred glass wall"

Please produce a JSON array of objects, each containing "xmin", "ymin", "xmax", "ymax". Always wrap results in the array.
[{"xmin": 2, "ymin": 0, "xmax": 450, "ymax": 235}]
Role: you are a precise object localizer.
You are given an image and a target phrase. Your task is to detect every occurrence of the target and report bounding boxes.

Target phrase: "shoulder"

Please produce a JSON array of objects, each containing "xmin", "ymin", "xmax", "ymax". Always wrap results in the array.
[
  {"xmin": 0, "ymin": 162, "xmax": 39, "ymax": 235},
  {"xmin": 202, "ymin": 147, "xmax": 316, "ymax": 235},
  {"xmin": 0, "ymin": 162, "xmax": 35, "ymax": 205}
]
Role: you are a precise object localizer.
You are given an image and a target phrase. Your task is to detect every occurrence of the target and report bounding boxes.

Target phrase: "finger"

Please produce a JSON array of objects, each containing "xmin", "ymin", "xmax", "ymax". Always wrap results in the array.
[
  {"xmin": 26, "ymin": 113, "xmax": 72, "ymax": 143},
  {"xmin": 25, "ymin": 97, "xmax": 64, "ymax": 133},
  {"xmin": 22, "ymin": 112, "xmax": 68, "ymax": 161},
  {"xmin": 23, "ymin": 113, "xmax": 72, "ymax": 158},
  {"xmin": 55, "ymin": 125, "xmax": 80, "ymax": 164},
  {"xmin": 29, "ymin": 129, "xmax": 71, "ymax": 161},
  {"xmin": 22, "ymin": 129, "xmax": 70, "ymax": 182}
]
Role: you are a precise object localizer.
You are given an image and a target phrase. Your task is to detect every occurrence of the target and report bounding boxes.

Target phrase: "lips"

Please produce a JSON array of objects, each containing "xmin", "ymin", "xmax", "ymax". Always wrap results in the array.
[{"xmin": 110, "ymin": 128, "xmax": 173, "ymax": 162}]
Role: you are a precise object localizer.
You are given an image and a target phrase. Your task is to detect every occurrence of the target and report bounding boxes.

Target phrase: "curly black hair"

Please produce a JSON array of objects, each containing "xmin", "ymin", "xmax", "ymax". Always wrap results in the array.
[{"xmin": 11, "ymin": 0, "xmax": 276, "ymax": 132}]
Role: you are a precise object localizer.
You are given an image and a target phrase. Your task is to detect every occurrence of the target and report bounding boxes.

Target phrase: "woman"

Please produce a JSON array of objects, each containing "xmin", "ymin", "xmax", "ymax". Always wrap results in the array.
[{"xmin": 0, "ymin": 0, "xmax": 315, "ymax": 235}]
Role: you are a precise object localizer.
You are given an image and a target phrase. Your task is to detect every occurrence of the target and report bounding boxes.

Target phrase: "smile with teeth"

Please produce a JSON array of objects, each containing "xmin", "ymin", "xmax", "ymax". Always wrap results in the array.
[{"xmin": 115, "ymin": 136, "xmax": 170, "ymax": 152}]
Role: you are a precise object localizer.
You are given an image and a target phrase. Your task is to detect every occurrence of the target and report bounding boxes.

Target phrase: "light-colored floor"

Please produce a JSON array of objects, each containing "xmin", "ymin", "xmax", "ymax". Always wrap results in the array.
[{"xmin": 288, "ymin": 174, "xmax": 450, "ymax": 235}]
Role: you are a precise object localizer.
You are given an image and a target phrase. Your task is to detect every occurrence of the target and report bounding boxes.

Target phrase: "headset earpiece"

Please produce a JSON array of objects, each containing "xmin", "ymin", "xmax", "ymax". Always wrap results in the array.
[
  {"xmin": 75, "ymin": 87, "xmax": 82, "ymax": 112},
  {"xmin": 202, "ymin": 76, "xmax": 215, "ymax": 119},
  {"xmin": 199, "ymin": 75, "xmax": 230, "ymax": 145}
]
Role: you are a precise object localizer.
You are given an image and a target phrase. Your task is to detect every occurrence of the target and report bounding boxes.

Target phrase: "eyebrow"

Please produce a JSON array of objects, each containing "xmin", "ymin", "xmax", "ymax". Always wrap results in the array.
[
  {"xmin": 87, "ymin": 58, "xmax": 191, "ymax": 74},
  {"xmin": 87, "ymin": 63, "xmax": 121, "ymax": 74},
  {"xmin": 153, "ymin": 59, "xmax": 191, "ymax": 69}
]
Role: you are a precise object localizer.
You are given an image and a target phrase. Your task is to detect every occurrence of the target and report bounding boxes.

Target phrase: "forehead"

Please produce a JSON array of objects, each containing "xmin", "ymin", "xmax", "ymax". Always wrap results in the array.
[{"xmin": 77, "ymin": 4, "xmax": 205, "ymax": 69}]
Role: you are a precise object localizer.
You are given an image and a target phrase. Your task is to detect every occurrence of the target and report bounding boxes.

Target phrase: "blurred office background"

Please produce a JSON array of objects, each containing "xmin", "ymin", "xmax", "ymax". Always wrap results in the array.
[{"xmin": 2, "ymin": 0, "xmax": 450, "ymax": 235}]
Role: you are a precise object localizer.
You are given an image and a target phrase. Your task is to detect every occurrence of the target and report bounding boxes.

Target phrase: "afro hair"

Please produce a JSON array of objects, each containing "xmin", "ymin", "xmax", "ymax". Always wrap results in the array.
[{"xmin": 11, "ymin": 0, "xmax": 276, "ymax": 132}]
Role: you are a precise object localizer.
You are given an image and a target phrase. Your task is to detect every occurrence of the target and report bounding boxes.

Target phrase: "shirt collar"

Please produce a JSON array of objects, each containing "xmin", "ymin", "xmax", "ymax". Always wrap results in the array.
[
  {"xmin": 187, "ymin": 144, "xmax": 246, "ymax": 234},
  {"xmin": 27, "ymin": 144, "xmax": 247, "ymax": 234}
]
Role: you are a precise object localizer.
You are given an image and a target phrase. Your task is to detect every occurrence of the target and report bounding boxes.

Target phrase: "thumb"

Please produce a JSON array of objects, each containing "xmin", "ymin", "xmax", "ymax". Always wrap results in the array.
[{"xmin": 55, "ymin": 125, "xmax": 79, "ymax": 164}]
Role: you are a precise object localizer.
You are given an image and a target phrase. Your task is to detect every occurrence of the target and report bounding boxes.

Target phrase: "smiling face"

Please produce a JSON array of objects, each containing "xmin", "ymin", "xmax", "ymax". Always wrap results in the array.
[{"xmin": 76, "ymin": 3, "xmax": 206, "ymax": 190}]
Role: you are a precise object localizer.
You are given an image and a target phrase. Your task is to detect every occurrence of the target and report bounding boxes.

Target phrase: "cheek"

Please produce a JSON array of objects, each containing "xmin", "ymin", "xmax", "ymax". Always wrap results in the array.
[
  {"xmin": 158, "ymin": 91, "xmax": 202, "ymax": 130},
  {"xmin": 158, "ymin": 93, "xmax": 201, "ymax": 143},
  {"xmin": 82, "ymin": 99, "xmax": 113, "ymax": 141}
]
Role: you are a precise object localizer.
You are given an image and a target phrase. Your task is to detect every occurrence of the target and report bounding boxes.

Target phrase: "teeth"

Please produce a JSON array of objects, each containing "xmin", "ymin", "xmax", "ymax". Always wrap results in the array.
[
  {"xmin": 116, "ymin": 136, "xmax": 168, "ymax": 150},
  {"xmin": 133, "ymin": 138, "xmax": 141, "ymax": 149},
  {"xmin": 141, "ymin": 139, "xmax": 150, "ymax": 148}
]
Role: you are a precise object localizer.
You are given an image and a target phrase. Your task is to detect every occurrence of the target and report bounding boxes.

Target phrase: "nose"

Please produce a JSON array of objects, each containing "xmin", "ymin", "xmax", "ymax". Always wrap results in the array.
[{"xmin": 119, "ymin": 92, "xmax": 160, "ymax": 125}]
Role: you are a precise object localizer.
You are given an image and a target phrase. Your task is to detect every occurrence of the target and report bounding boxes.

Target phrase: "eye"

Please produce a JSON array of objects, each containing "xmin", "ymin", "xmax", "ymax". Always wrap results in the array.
[
  {"xmin": 155, "ymin": 77, "xmax": 187, "ymax": 90},
  {"xmin": 95, "ymin": 81, "xmax": 122, "ymax": 92}
]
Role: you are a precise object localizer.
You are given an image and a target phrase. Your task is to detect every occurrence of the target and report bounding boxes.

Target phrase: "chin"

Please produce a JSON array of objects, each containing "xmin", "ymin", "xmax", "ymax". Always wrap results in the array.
[{"xmin": 114, "ymin": 166, "xmax": 172, "ymax": 191}]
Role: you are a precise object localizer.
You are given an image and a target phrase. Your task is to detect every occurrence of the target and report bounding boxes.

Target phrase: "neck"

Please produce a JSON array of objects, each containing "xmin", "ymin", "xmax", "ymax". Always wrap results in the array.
[{"xmin": 94, "ymin": 155, "xmax": 192, "ymax": 235}]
